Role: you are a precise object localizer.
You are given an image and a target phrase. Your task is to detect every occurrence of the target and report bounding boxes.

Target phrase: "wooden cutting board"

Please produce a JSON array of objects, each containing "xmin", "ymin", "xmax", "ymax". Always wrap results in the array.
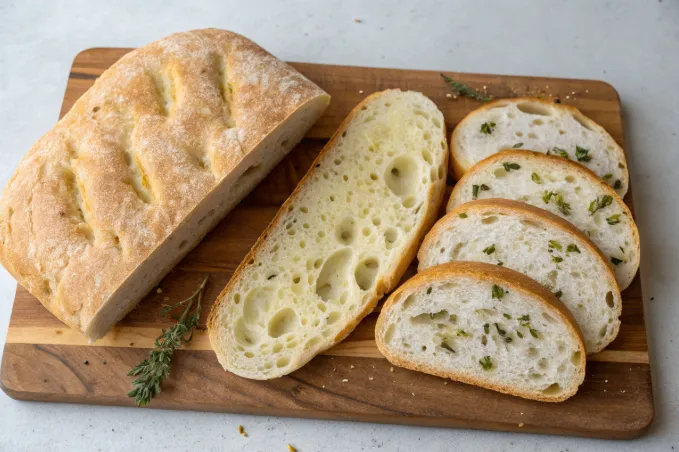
[{"xmin": 0, "ymin": 48, "xmax": 653, "ymax": 439}]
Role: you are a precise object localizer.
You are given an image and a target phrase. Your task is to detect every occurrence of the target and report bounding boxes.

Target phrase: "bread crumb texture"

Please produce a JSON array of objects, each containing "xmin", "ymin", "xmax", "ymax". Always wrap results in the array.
[
  {"xmin": 209, "ymin": 90, "xmax": 448, "ymax": 379},
  {"xmin": 0, "ymin": 29, "xmax": 328, "ymax": 339}
]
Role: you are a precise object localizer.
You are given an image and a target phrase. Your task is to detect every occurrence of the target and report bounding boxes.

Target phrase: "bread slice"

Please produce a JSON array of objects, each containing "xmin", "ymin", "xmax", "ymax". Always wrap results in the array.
[
  {"xmin": 418, "ymin": 199, "xmax": 621, "ymax": 353},
  {"xmin": 0, "ymin": 29, "xmax": 329, "ymax": 341},
  {"xmin": 450, "ymin": 97, "xmax": 628, "ymax": 196},
  {"xmin": 208, "ymin": 90, "xmax": 448, "ymax": 379},
  {"xmin": 447, "ymin": 150, "xmax": 639, "ymax": 290},
  {"xmin": 375, "ymin": 261, "xmax": 586, "ymax": 402}
]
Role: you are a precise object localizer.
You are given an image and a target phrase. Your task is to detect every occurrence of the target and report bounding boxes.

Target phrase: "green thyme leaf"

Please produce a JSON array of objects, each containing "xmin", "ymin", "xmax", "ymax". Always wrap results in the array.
[
  {"xmin": 518, "ymin": 315, "xmax": 530, "ymax": 322},
  {"xmin": 480, "ymin": 122, "xmax": 496, "ymax": 134},
  {"xmin": 440, "ymin": 73, "xmax": 492, "ymax": 102},
  {"xmin": 483, "ymin": 244, "xmax": 496, "ymax": 255},
  {"xmin": 588, "ymin": 195, "xmax": 613, "ymax": 215},
  {"xmin": 606, "ymin": 214, "xmax": 621, "ymax": 225},
  {"xmin": 555, "ymin": 289, "xmax": 563, "ymax": 298},
  {"xmin": 529, "ymin": 328, "xmax": 539, "ymax": 339},
  {"xmin": 504, "ymin": 336, "xmax": 513, "ymax": 343},
  {"xmin": 517, "ymin": 331, "xmax": 524, "ymax": 338},
  {"xmin": 458, "ymin": 212, "xmax": 468, "ymax": 219},
  {"xmin": 441, "ymin": 341, "xmax": 456, "ymax": 353},
  {"xmin": 494, "ymin": 323, "xmax": 507, "ymax": 336},
  {"xmin": 542, "ymin": 190, "xmax": 555, "ymax": 204},
  {"xmin": 497, "ymin": 261, "xmax": 504, "ymax": 266},
  {"xmin": 481, "ymin": 335, "xmax": 488, "ymax": 346},
  {"xmin": 491, "ymin": 284, "xmax": 505, "ymax": 300},
  {"xmin": 472, "ymin": 185, "xmax": 480, "ymax": 200},
  {"xmin": 483, "ymin": 323, "xmax": 490, "ymax": 334},
  {"xmin": 548, "ymin": 240, "xmax": 562, "ymax": 251},
  {"xmin": 480, "ymin": 184, "xmax": 490, "ymax": 191},
  {"xmin": 552, "ymin": 256, "xmax": 564, "ymax": 263},
  {"xmin": 603, "ymin": 173, "xmax": 613, "ymax": 180},
  {"xmin": 611, "ymin": 256, "xmax": 623, "ymax": 265},
  {"xmin": 512, "ymin": 142, "xmax": 524, "ymax": 148},
  {"xmin": 555, "ymin": 194, "xmax": 571, "ymax": 215},
  {"xmin": 479, "ymin": 355, "xmax": 493, "ymax": 370},
  {"xmin": 457, "ymin": 329, "xmax": 470, "ymax": 337},
  {"xmin": 548, "ymin": 147, "xmax": 569, "ymax": 159},
  {"xmin": 503, "ymin": 162, "xmax": 521, "ymax": 172},
  {"xmin": 566, "ymin": 244, "xmax": 580, "ymax": 253},
  {"xmin": 614, "ymin": 179, "xmax": 622, "ymax": 189},
  {"xmin": 503, "ymin": 313, "xmax": 512, "ymax": 319},
  {"xmin": 531, "ymin": 172, "xmax": 542, "ymax": 184},
  {"xmin": 575, "ymin": 146, "xmax": 592, "ymax": 162}
]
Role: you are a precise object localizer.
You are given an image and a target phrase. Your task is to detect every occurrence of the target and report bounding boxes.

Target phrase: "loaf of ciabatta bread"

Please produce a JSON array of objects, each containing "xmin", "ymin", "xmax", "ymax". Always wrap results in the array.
[
  {"xmin": 375, "ymin": 261, "xmax": 586, "ymax": 402},
  {"xmin": 418, "ymin": 199, "xmax": 621, "ymax": 353},
  {"xmin": 208, "ymin": 90, "xmax": 448, "ymax": 379},
  {"xmin": 0, "ymin": 29, "xmax": 330, "ymax": 341},
  {"xmin": 447, "ymin": 150, "xmax": 639, "ymax": 290},
  {"xmin": 450, "ymin": 98, "xmax": 628, "ymax": 196}
]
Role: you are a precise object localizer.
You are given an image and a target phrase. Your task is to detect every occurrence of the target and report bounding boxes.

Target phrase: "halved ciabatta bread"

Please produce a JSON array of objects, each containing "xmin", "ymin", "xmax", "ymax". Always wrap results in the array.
[
  {"xmin": 447, "ymin": 150, "xmax": 639, "ymax": 290},
  {"xmin": 450, "ymin": 98, "xmax": 628, "ymax": 196},
  {"xmin": 208, "ymin": 90, "xmax": 448, "ymax": 379},
  {"xmin": 375, "ymin": 262, "xmax": 586, "ymax": 402},
  {"xmin": 375, "ymin": 262, "xmax": 585, "ymax": 402},
  {"xmin": 0, "ymin": 29, "xmax": 330, "ymax": 341},
  {"xmin": 418, "ymin": 199, "xmax": 621, "ymax": 353}
]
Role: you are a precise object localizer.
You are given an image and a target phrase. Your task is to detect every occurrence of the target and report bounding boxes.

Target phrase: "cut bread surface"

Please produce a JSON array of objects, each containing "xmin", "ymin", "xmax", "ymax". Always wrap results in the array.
[
  {"xmin": 450, "ymin": 97, "xmax": 628, "ymax": 196},
  {"xmin": 419, "ymin": 199, "xmax": 621, "ymax": 353},
  {"xmin": 375, "ymin": 262, "xmax": 586, "ymax": 402},
  {"xmin": 208, "ymin": 90, "xmax": 448, "ymax": 379},
  {"xmin": 447, "ymin": 150, "xmax": 639, "ymax": 290}
]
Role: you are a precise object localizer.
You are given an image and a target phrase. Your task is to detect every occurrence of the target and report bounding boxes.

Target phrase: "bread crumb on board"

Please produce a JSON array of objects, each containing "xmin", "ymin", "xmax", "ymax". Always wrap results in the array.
[
  {"xmin": 350, "ymin": 365, "xmax": 355, "ymax": 369},
  {"xmin": 389, "ymin": 367, "xmax": 394, "ymax": 372},
  {"xmin": 342, "ymin": 379, "xmax": 348, "ymax": 383},
  {"xmin": 518, "ymin": 422, "xmax": 525, "ymax": 428},
  {"xmin": 369, "ymin": 377, "xmax": 374, "ymax": 381},
  {"xmin": 156, "ymin": 288, "xmax": 163, "ymax": 294},
  {"xmin": 354, "ymin": 18, "xmax": 362, "ymax": 23},
  {"xmin": 238, "ymin": 425, "xmax": 247, "ymax": 437}
]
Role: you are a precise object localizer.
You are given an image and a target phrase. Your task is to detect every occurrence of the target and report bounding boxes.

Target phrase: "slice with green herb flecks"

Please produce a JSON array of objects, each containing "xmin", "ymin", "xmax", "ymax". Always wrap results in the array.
[
  {"xmin": 449, "ymin": 98, "xmax": 629, "ymax": 195},
  {"xmin": 447, "ymin": 151, "xmax": 639, "ymax": 290},
  {"xmin": 376, "ymin": 261, "xmax": 586, "ymax": 402},
  {"xmin": 419, "ymin": 198, "xmax": 624, "ymax": 353}
]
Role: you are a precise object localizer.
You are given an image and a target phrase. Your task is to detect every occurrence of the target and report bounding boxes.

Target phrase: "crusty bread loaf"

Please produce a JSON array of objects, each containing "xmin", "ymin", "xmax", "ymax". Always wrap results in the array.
[
  {"xmin": 450, "ymin": 97, "xmax": 628, "ymax": 196},
  {"xmin": 0, "ymin": 29, "xmax": 330, "ymax": 340},
  {"xmin": 375, "ymin": 262, "xmax": 586, "ymax": 402},
  {"xmin": 447, "ymin": 150, "xmax": 639, "ymax": 290},
  {"xmin": 208, "ymin": 90, "xmax": 448, "ymax": 379},
  {"xmin": 418, "ymin": 199, "xmax": 621, "ymax": 353}
]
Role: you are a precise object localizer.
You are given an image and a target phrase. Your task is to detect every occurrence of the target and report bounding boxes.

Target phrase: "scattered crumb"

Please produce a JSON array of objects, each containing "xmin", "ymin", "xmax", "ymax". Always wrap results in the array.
[
  {"xmin": 83, "ymin": 360, "xmax": 89, "ymax": 365},
  {"xmin": 444, "ymin": 382, "xmax": 448, "ymax": 385},
  {"xmin": 605, "ymin": 379, "xmax": 608, "ymax": 383},
  {"xmin": 545, "ymin": 85, "xmax": 550, "ymax": 89},
  {"xmin": 446, "ymin": 93, "xmax": 452, "ymax": 98},
  {"xmin": 101, "ymin": 359, "xmax": 107, "ymax": 365},
  {"xmin": 332, "ymin": 368, "xmax": 336, "ymax": 372},
  {"xmin": 389, "ymin": 367, "xmax": 394, "ymax": 372},
  {"xmin": 369, "ymin": 377, "xmax": 374, "ymax": 381},
  {"xmin": 566, "ymin": 95, "xmax": 570, "ymax": 99},
  {"xmin": 156, "ymin": 288, "xmax": 163, "ymax": 294},
  {"xmin": 621, "ymin": 390, "xmax": 626, "ymax": 393},
  {"xmin": 412, "ymin": 393, "xmax": 415, "ymax": 396},
  {"xmin": 322, "ymin": 385, "xmax": 325, "ymax": 388},
  {"xmin": 604, "ymin": 389, "xmax": 607, "ymax": 393},
  {"xmin": 520, "ymin": 412, "xmax": 523, "ymax": 416},
  {"xmin": 359, "ymin": 90, "xmax": 364, "ymax": 94},
  {"xmin": 354, "ymin": 18, "xmax": 362, "ymax": 23},
  {"xmin": 163, "ymin": 297, "xmax": 170, "ymax": 301},
  {"xmin": 238, "ymin": 425, "xmax": 247, "ymax": 437},
  {"xmin": 287, "ymin": 445, "xmax": 297, "ymax": 452},
  {"xmin": 585, "ymin": 89, "xmax": 589, "ymax": 93},
  {"xmin": 342, "ymin": 379, "xmax": 349, "ymax": 383},
  {"xmin": 350, "ymin": 365, "xmax": 355, "ymax": 369},
  {"xmin": 518, "ymin": 422, "xmax": 525, "ymax": 428},
  {"xmin": 571, "ymin": 91, "xmax": 576, "ymax": 95}
]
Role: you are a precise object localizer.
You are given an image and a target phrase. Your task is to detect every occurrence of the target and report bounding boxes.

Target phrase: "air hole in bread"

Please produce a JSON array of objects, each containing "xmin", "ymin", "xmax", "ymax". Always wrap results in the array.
[
  {"xmin": 528, "ymin": 132, "xmax": 537, "ymax": 139},
  {"xmin": 538, "ymin": 358, "xmax": 548, "ymax": 369},
  {"xmin": 372, "ymin": 217, "xmax": 381, "ymax": 226},
  {"xmin": 268, "ymin": 308, "xmax": 299, "ymax": 338},
  {"xmin": 234, "ymin": 318, "xmax": 257, "ymax": 345},
  {"xmin": 402, "ymin": 294, "xmax": 416, "ymax": 310},
  {"xmin": 481, "ymin": 216, "xmax": 498, "ymax": 225},
  {"xmin": 336, "ymin": 218, "xmax": 356, "ymax": 245},
  {"xmin": 354, "ymin": 257, "xmax": 379, "ymax": 291},
  {"xmin": 326, "ymin": 311, "xmax": 341, "ymax": 325},
  {"xmin": 559, "ymin": 129, "xmax": 566, "ymax": 135},
  {"xmin": 599, "ymin": 325, "xmax": 607, "ymax": 338},
  {"xmin": 305, "ymin": 336, "xmax": 321, "ymax": 349},
  {"xmin": 370, "ymin": 172, "xmax": 378, "ymax": 181},
  {"xmin": 565, "ymin": 175, "xmax": 576, "ymax": 183},
  {"xmin": 233, "ymin": 293, "xmax": 241, "ymax": 304},
  {"xmin": 542, "ymin": 383, "xmax": 561, "ymax": 395},
  {"xmin": 572, "ymin": 113, "xmax": 593, "ymax": 131},
  {"xmin": 542, "ymin": 312, "xmax": 556, "ymax": 323},
  {"xmin": 438, "ymin": 166, "xmax": 446, "ymax": 180},
  {"xmin": 493, "ymin": 168, "xmax": 508, "ymax": 178},
  {"xmin": 276, "ymin": 357, "xmax": 290, "ymax": 368},
  {"xmin": 515, "ymin": 131, "xmax": 524, "ymax": 137},
  {"xmin": 532, "ymin": 119, "xmax": 544, "ymax": 126},
  {"xmin": 272, "ymin": 343, "xmax": 283, "ymax": 353},
  {"xmin": 315, "ymin": 248, "xmax": 353, "ymax": 303},
  {"xmin": 605, "ymin": 291, "xmax": 615, "ymax": 308},
  {"xmin": 422, "ymin": 150, "xmax": 433, "ymax": 165},
  {"xmin": 520, "ymin": 219, "xmax": 540, "ymax": 229},
  {"xmin": 528, "ymin": 347, "xmax": 538, "ymax": 357},
  {"xmin": 403, "ymin": 196, "xmax": 416, "ymax": 208},
  {"xmin": 385, "ymin": 156, "xmax": 419, "ymax": 197},
  {"xmin": 571, "ymin": 351, "xmax": 582, "ymax": 365},
  {"xmin": 384, "ymin": 228, "xmax": 399, "ymax": 249},
  {"xmin": 245, "ymin": 352, "xmax": 254, "ymax": 358},
  {"xmin": 243, "ymin": 287, "xmax": 272, "ymax": 324},
  {"xmin": 517, "ymin": 102, "xmax": 552, "ymax": 116},
  {"xmin": 178, "ymin": 239, "xmax": 187, "ymax": 250}
]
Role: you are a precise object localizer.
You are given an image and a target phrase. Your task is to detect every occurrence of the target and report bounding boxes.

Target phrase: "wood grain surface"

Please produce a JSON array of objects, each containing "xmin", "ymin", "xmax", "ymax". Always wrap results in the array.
[{"xmin": 0, "ymin": 47, "xmax": 653, "ymax": 439}]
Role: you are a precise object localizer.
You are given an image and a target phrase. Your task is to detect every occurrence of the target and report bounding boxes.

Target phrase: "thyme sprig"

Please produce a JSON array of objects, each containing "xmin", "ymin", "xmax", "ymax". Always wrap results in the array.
[
  {"xmin": 127, "ymin": 276, "xmax": 209, "ymax": 406},
  {"xmin": 440, "ymin": 73, "xmax": 492, "ymax": 102}
]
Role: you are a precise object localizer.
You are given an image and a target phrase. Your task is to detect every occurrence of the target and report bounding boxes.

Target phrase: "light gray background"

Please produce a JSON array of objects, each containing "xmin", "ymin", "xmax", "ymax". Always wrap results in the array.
[{"xmin": 1, "ymin": 0, "xmax": 677, "ymax": 450}]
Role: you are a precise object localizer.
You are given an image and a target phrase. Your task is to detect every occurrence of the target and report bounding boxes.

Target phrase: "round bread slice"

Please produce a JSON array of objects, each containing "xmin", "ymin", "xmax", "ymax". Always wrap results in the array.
[
  {"xmin": 447, "ymin": 150, "xmax": 639, "ymax": 290},
  {"xmin": 418, "ymin": 199, "xmax": 621, "ymax": 353},
  {"xmin": 450, "ymin": 97, "xmax": 628, "ymax": 196},
  {"xmin": 375, "ymin": 261, "xmax": 586, "ymax": 402}
]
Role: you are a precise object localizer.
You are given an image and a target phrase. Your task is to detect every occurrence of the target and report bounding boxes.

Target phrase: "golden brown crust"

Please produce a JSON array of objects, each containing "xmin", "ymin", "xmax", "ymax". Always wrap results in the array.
[
  {"xmin": 375, "ymin": 261, "xmax": 586, "ymax": 402},
  {"xmin": 449, "ymin": 97, "xmax": 629, "ymax": 193},
  {"xmin": 208, "ymin": 90, "xmax": 448, "ymax": 375},
  {"xmin": 0, "ymin": 29, "xmax": 328, "ymax": 336}
]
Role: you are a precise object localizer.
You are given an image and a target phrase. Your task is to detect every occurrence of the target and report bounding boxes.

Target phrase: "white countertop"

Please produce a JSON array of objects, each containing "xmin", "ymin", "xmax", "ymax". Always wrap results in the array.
[{"xmin": 1, "ymin": 0, "xmax": 678, "ymax": 450}]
